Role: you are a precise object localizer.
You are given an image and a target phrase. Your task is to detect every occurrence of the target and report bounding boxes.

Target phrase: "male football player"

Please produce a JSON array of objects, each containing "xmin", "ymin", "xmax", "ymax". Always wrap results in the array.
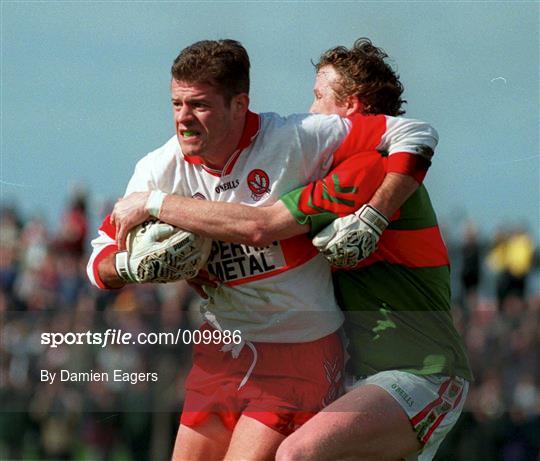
[{"xmin": 90, "ymin": 39, "xmax": 439, "ymax": 460}]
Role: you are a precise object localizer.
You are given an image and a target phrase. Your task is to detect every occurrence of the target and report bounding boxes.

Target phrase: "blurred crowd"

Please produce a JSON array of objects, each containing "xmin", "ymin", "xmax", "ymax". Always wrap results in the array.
[
  {"xmin": 439, "ymin": 222, "xmax": 540, "ymax": 460},
  {"xmin": 1, "ymin": 193, "xmax": 539, "ymax": 461}
]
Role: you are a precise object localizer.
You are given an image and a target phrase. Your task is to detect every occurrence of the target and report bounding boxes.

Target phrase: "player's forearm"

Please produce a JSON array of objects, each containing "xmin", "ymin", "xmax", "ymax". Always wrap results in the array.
[
  {"xmin": 159, "ymin": 195, "xmax": 308, "ymax": 246},
  {"xmin": 368, "ymin": 173, "xmax": 419, "ymax": 218},
  {"xmin": 97, "ymin": 253, "xmax": 126, "ymax": 289}
]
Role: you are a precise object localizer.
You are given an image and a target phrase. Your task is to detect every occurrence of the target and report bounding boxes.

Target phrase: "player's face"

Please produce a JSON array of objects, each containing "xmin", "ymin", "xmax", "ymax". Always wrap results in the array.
[
  {"xmin": 171, "ymin": 79, "xmax": 247, "ymax": 168},
  {"xmin": 309, "ymin": 65, "xmax": 348, "ymax": 116}
]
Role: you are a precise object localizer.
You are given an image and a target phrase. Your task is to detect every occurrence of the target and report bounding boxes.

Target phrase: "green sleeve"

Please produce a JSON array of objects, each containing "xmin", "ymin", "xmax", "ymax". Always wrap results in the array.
[{"xmin": 280, "ymin": 185, "xmax": 339, "ymax": 237}]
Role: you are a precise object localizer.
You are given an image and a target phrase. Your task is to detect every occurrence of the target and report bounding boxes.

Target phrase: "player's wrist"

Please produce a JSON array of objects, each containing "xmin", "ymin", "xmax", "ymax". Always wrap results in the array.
[
  {"xmin": 355, "ymin": 204, "xmax": 389, "ymax": 236},
  {"xmin": 145, "ymin": 190, "xmax": 167, "ymax": 219},
  {"xmin": 115, "ymin": 251, "xmax": 136, "ymax": 283},
  {"xmin": 95, "ymin": 252, "xmax": 128, "ymax": 288}
]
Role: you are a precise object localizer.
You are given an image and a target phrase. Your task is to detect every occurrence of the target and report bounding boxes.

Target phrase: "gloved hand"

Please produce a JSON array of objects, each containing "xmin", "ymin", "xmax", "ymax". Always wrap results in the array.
[{"xmin": 312, "ymin": 204, "xmax": 389, "ymax": 267}]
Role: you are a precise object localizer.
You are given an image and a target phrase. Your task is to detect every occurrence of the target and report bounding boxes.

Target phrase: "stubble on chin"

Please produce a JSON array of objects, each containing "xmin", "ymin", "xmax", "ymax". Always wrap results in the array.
[{"xmin": 177, "ymin": 138, "xmax": 201, "ymax": 158}]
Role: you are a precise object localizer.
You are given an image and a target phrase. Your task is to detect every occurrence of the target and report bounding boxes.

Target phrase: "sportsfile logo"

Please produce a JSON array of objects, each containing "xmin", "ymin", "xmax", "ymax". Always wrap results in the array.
[{"xmin": 41, "ymin": 328, "xmax": 242, "ymax": 348}]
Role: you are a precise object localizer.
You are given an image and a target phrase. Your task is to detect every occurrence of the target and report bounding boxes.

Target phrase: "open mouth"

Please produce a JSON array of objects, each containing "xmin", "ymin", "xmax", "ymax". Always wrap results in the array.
[{"xmin": 180, "ymin": 130, "xmax": 201, "ymax": 139}]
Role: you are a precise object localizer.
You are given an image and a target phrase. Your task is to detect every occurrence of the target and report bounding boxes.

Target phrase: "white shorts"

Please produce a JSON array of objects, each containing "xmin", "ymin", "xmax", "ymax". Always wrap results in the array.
[{"xmin": 350, "ymin": 370, "xmax": 469, "ymax": 461}]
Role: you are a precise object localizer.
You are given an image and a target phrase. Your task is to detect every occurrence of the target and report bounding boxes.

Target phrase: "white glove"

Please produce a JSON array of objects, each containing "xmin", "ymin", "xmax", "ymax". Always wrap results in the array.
[
  {"xmin": 312, "ymin": 204, "xmax": 389, "ymax": 268},
  {"xmin": 115, "ymin": 220, "xmax": 212, "ymax": 283}
]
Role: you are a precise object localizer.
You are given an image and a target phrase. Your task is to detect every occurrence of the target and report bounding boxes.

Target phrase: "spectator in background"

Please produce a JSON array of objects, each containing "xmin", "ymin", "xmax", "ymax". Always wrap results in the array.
[
  {"xmin": 14, "ymin": 216, "xmax": 57, "ymax": 311},
  {"xmin": 503, "ymin": 227, "xmax": 536, "ymax": 298},
  {"xmin": 488, "ymin": 226, "xmax": 536, "ymax": 308},
  {"xmin": 460, "ymin": 221, "xmax": 482, "ymax": 314},
  {"xmin": 0, "ymin": 206, "xmax": 22, "ymax": 305},
  {"xmin": 54, "ymin": 187, "xmax": 88, "ymax": 259}
]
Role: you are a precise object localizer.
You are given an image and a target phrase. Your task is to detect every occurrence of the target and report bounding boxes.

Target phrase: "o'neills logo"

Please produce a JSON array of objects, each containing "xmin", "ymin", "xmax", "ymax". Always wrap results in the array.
[
  {"xmin": 215, "ymin": 179, "xmax": 239, "ymax": 194},
  {"xmin": 192, "ymin": 193, "xmax": 206, "ymax": 200},
  {"xmin": 247, "ymin": 169, "xmax": 270, "ymax": 201}
]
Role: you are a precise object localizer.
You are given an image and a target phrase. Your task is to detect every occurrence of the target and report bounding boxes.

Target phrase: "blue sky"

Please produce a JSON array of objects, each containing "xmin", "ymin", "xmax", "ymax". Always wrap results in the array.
[{"xmin": 1, "ymin": 1, "xmax": 539, "ymax": 241}]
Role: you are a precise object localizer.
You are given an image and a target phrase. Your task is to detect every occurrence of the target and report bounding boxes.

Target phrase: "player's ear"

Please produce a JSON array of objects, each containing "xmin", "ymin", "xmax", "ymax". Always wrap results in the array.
[
  {"xmin": 231, "ymin": 93, "xmax": 249, "ymax": 119},
  {"xmin": 344, "ymin": 95, "xmax": 364, "ymax": 116}
]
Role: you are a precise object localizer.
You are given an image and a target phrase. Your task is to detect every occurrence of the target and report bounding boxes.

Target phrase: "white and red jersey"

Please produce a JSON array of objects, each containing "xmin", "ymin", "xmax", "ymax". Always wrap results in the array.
[{"xmin": 87, "ymin": 111, "xmax": 438, "ymax": 342}]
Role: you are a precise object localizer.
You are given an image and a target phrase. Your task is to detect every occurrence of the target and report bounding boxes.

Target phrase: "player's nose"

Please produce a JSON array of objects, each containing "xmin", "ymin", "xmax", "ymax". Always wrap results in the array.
[{"xmin": 176, "ymin": 104, "xmax": 195, "ymax": 124}]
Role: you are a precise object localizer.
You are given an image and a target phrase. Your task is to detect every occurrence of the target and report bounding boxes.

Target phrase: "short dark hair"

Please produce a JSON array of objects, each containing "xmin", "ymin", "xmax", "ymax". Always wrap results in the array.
[
  {"xmin": 171, "ymin": 39, "xmax": 250, "ymax": 105},
  {"xmin": 315, "ymin": 38, "xmax": 406, "ymax": 116}
]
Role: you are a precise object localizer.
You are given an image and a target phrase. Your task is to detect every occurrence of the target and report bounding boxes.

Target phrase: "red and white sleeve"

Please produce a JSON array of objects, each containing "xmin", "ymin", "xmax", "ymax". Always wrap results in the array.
[
  {"xmin": 86, "ymin": 215, "xmax": 118, "ymax": 289},
  {"xmin": 380, "ymin": 116, "xmax": 438, "ymax": 183}
]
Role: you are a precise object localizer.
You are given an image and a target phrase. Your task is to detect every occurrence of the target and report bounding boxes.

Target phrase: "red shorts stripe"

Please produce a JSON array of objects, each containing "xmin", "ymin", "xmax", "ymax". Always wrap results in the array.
[
  {"xmin": 411, "ymin": 378, "xmax": 452, "ymax": 426},
  {"xmin": 421, "ymin": 384, "xmax": 465, "ymax": 444},
  {"xmin": 421, "ymin": 412, "xmax": 446, "ymax": 444}
]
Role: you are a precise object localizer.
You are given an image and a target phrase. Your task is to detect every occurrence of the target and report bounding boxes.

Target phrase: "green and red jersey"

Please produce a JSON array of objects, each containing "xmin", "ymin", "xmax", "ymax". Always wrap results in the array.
[{"xmin": 281, "ymin": 140, "xmax": 472, "ymax": 380}]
